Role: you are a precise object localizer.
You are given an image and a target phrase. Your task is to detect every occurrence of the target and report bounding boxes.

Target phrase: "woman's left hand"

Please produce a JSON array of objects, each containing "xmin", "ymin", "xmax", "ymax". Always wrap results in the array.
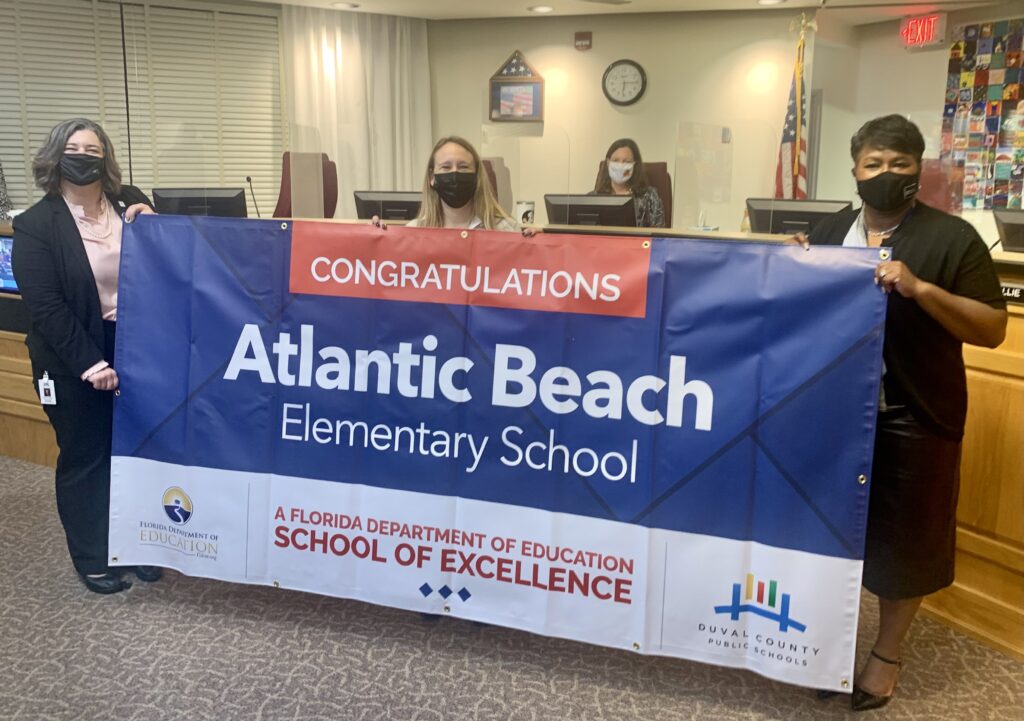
[
  {"xmin": 875, "ymin": 260, "xmax": 922, "ymax": 298},
  {"xmin": 521, "ymin": 227, "xmax": 538, "ymax": 238},
  {"xmin": 124, "ymin": 203, "xmax": 156, "ymax": 223}
]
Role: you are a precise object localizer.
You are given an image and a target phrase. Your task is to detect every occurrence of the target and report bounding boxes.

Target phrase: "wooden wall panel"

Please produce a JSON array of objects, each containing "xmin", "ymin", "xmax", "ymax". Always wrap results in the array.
[
  {"xmin": 0, "ymin": 330, "xmax": 57, "ymax": 466},
  {"xmin": 922, "ymin": 286, "xmax": 1024, "ymax": 660}
]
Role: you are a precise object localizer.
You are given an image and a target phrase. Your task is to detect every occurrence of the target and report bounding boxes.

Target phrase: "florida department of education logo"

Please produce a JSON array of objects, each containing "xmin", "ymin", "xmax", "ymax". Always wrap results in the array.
[
  {"xmin": 714, "ymin": 573, "xmax": 806, "ymax": 633},
  {"xmin": 162, "ymin": 487, "xmax": 193, "ymax": 525}
]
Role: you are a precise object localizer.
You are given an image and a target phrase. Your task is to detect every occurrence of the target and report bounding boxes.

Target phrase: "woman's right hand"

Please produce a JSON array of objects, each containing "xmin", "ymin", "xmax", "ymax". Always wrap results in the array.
[
  {"xmin": 88, "ymin": 367, "xmax": 119, "ymax": 391},
  {"xmin": 371, "ymin": 214, "xmax": 387, "ymax": 230},
  {"xmin": 786, "ymin": 232, "xmax": 810, "ymax": 250}
]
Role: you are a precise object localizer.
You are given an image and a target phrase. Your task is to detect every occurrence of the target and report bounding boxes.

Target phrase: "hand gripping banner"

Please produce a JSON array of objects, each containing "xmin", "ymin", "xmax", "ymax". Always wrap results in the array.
[{"xmin": 109, "ymin": 217, "xmax": 886, "ymax": 691}]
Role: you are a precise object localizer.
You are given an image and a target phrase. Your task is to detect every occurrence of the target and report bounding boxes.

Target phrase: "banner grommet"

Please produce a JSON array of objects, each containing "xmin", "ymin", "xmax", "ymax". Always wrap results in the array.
[
  {"xmin": 280, "ymin": 222, "xmax": 288, "ymax": 230},
  {"xmin": 857, "ymin": 474, "xmax": 867, "ymax": 485},
  {"xmin": 878, "ymin": 249, "xmax": 891, "ymax": 260}
]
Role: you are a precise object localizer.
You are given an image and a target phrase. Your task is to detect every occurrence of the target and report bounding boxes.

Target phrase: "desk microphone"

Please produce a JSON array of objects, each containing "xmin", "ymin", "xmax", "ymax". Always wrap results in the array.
[
  {"xmin": 245, "ymin": 176, "xmax": 262, "ymax": 218},
  {"xmin": 987, "ymin": 237, "xmax": 1001, "ymax": 252}
]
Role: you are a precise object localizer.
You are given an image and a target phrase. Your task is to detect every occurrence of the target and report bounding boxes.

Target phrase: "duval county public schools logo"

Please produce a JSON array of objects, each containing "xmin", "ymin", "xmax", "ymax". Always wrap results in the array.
[
  {"xmin": 714, "ymin": 573, "xmax": 806, "ymax": 633},
  {"xmin": 162, "ymin": 487, "xmax": 193, "ymax": 525}
]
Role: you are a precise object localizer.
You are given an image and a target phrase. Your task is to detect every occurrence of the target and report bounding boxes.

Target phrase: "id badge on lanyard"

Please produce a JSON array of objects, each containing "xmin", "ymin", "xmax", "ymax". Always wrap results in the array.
[{"xmin": 38, "ymin": 372, "xmax": 56, "ymax": 406}]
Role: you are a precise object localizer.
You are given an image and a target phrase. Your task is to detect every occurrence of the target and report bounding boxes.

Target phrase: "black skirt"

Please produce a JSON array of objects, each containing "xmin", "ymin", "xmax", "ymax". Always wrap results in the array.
[{"xmin": 862, "ymin": 408, "xmax": 962, "ymax": 599}]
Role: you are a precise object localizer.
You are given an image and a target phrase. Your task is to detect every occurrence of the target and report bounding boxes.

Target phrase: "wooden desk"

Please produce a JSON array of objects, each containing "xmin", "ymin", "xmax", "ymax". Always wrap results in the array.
[
  {"xmin": 0, "ymin": 328, "xmax": 55, "ymax": 466},
  {"xmin": 919, "ymin": 251, "xmax": 1024, "ymax": 659},
  {"xmin": 0, "ymin": 221, "xmax": 12, "ymax": 235},
  {"xmin": 542, "ymin": 224, "xmax": 788, "ymax": 243}
]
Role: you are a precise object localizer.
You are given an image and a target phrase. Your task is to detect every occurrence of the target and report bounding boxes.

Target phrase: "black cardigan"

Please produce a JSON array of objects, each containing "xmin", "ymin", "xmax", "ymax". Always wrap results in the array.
[
  {"xmin": 11, "ymin": 186, "xmax": 152, "ymax": 378},
  {"xmin": 808, "ymin": 202, "xmax": 1005, "ymax": 439}
]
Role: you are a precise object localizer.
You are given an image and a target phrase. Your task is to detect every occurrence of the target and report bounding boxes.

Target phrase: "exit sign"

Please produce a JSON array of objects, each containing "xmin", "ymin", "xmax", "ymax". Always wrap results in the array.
[{"xmin": 900, "ymin": 13, "xmax": 947, "ymax": 49}]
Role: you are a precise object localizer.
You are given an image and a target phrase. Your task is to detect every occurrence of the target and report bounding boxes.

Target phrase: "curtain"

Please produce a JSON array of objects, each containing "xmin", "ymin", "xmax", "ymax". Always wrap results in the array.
[{"xmin": 282, "ymin": 7, "xmax": 433, "ymax": 218}]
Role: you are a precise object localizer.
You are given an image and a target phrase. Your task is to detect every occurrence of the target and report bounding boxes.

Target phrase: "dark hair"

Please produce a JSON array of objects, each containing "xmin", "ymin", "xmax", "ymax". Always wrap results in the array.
[
  {"xmin": 850, "ymin": 115, "xmax": 925, "ymax": 164},
  {"xmin": 593, "ymin": 138, "xmax": 650, "ymax": 194},
  {"xmin": 32, "ymin": 118, "xmax": 122, "ymax": 195}
]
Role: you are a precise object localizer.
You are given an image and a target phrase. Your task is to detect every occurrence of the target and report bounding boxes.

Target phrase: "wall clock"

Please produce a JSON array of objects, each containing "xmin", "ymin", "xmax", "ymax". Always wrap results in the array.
[{"xmin": 602, "ymin": 59, "xmax": 647, "ymax": 106}]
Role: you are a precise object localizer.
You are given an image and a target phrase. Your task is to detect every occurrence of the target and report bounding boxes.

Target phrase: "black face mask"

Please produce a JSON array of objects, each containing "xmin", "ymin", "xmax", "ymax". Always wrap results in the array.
[
  {"xmin": 432, "ymin": 171, "xmax": 477, "ymax": 209},
  {"xmin": 59, "ymin": 153, "xmax": 105, "ymax": 186},
  {"xmin": 856, "ymin": 171, "xmax": 919, "ymax": 212}
]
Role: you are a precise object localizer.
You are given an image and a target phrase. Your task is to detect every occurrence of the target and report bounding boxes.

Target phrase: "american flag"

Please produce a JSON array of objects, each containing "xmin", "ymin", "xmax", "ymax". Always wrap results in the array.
[
  {"xmin": 501, "ymin": 51, "xmax": 531, "ymax": 77},
  {"xmin": 775, "ymin": 33, "xmax": 808, "ymax": 199}
]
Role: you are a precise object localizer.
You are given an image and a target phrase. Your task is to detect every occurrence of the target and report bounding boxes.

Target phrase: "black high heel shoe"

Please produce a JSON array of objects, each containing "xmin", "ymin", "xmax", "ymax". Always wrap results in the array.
[
  {"xmin": 851, "ymin": 649, "xmax": 902, "ymax": 712},
  {"xmin": 131, "ymin": 566, "xmax": 164, "ymax": 583},
  {"xmin": 80, "ymin": 572, "xmax": 132, "ymax": 595}
]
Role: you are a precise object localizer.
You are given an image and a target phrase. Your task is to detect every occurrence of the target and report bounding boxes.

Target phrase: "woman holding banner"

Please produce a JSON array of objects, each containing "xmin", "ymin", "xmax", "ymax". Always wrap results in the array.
[
  {"xmin": 803, "ymin": 115, "xmax": 1007, "ymax": 710},
  {"xmin": 12, "ymin": 118, "xmax": 162, "ymax": 595},
  {"xmin": 407, "ymin": 136, "xmax": 522, "ymax": 232}
]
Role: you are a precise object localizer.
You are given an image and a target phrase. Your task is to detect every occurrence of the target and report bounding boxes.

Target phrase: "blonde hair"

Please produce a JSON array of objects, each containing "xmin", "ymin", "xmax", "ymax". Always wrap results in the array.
[{"xmin": 416, "ymin": 136, "xmax": 513, "ymax": 229}]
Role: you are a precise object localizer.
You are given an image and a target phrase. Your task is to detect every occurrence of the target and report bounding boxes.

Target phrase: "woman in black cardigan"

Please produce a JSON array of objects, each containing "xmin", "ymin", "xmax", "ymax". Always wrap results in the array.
[
  {"xmin": 804, "ymin": 115, "xmax": 1006, "ymax": 711},
  {"xmin": 12, "ymin": 118, "xmax": 162, "ymax": 594}
]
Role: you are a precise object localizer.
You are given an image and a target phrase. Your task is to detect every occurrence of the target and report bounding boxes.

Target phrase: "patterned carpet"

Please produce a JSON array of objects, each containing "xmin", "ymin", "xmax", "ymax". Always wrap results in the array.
[{"xmin": 0, "ymin": 455, "xmax": 1021, "ymax": 721}]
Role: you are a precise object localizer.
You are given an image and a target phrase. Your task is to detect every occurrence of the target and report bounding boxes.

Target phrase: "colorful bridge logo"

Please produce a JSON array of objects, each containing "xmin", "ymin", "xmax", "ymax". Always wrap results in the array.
[{"xmin": 713, "ymin": 573, "xmax": 807, "ymax": 633}]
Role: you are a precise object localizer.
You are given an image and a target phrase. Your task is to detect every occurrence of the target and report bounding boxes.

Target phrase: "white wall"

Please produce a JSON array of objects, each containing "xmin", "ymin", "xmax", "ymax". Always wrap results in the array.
[{"xmin": 427, "ymin": 11, "xmax": 806, "ymax": 228}]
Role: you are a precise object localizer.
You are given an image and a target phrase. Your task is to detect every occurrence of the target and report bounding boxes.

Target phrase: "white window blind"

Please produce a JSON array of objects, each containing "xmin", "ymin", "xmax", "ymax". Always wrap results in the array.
[
  {"xmin": 0, "ymin": 0, "xmax": 126, "ymax": 209},
  {"xmin": 0, "ymin": 0, "xmax": 283, "ymax": 218},
  {"xmin": 119, "ymin": 2, "xmax": 283, "ymax": 217}
]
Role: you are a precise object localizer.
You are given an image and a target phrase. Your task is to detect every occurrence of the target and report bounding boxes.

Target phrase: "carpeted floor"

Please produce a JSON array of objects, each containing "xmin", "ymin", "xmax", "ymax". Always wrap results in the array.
[{"xmin": 0, "ymin": 454, "xmax": 1021, "ymax": 721}]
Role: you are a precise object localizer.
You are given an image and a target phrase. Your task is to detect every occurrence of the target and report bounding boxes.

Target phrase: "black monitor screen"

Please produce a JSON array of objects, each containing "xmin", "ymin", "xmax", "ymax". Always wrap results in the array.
[
  {"xmin": 746, "ymin": 198, "xmax": 852, "ymax": 235},
  {"xmin": 152, "ymin": 188, "xmax": 247, "ymax": 217},
  {"xmin": 544, "ymin": 194, "xmax": 637, "ymax": 227},
  {"xmin": 353, "ymin": 191, "xmax": 422, "ymax": 221},
  {"xmin": 0, "ymin": 236, "xmax": 16, "ymax": 293},
  {"xmin": 994, "ymin": 209, "xmax": 1024, "ymax": 251}
]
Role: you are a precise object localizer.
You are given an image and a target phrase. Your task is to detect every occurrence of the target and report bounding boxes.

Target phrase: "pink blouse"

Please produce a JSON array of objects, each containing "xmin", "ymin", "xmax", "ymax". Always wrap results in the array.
[
  {"xmin": 64, "ymin": 195, "xmax": 122, "ymax": 321},
  {"xmin": 64, "ymin": 195, "xmax": 123, "ymax": 381}
]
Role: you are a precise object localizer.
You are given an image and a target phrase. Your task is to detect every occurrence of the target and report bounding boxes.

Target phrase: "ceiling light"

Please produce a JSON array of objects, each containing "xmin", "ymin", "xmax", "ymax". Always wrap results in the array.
[
  {"xmin": 528, "ymin": 6, "xmax": 555, "ymax": 13},
  {"xmin": 757, "ymin": 0, "xmax": 787, "ymax": 6},
  {"xmin": 331, "ymin": 2, "xmax": 360, "ymax": 9}
]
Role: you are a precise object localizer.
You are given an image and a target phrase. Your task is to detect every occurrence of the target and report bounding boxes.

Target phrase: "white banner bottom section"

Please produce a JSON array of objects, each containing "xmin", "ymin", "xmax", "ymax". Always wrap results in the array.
[{"xmin": 110, "ymin": 457, "xmax": 862, "ymax": 691}]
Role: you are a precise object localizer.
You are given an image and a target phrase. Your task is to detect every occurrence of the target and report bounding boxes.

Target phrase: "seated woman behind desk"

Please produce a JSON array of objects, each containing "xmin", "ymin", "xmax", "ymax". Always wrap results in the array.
[
  {"xmin": 407, "ymin": 136, "xmax": 519, "ymax": 231},
  {"xmin": 592, "ymin": 138, "xmax": 665, "ymax": 228}
]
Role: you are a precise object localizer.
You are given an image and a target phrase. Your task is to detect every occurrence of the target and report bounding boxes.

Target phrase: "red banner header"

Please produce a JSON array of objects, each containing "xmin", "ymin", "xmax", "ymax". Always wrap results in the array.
[{"xmin": 289, "ymin": 223, "xmax": 651, "ymax": 318}]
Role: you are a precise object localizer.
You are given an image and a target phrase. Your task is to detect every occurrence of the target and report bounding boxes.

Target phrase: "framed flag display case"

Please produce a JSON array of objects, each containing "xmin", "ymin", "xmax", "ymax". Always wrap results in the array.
[{"xmin": 489, "ymin": 50, "xmax": 544, "ymax": 123}]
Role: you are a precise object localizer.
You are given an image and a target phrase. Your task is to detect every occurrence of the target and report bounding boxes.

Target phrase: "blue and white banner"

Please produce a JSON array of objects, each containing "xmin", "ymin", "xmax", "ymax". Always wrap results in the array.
[{"xmin": 109, "ymin": 217, "xmax": 885, "ymax": 691}]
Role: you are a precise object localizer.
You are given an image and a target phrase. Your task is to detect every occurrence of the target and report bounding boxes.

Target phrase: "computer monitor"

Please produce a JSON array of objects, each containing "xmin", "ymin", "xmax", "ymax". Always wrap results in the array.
[
  {"xmin": 353, "ymin": 191, "xmax": 422, "ymax": 221},
  {"xmin": 0, "ymin": 236, "xmax": 17, "ymax": 293},
  {"xmin": 544, "ymin": 194, "xmax": 637, "ymax": 227},
  {"xmin": 152, "ymin": 188, "xmax": 247, "ymax": 217},
  {"xmin": 993, "ymin": 209, "xmax": 1024, "ymax": 251},
  {"xmin": 746, "ymin": 198, "xmax": 853, "ymax": 235}
]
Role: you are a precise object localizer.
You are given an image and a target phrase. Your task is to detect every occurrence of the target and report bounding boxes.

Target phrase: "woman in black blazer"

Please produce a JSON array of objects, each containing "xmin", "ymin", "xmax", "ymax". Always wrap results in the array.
[{"xmin": 12, "ymin": 118, "xmax": 163, "ymax": 594}]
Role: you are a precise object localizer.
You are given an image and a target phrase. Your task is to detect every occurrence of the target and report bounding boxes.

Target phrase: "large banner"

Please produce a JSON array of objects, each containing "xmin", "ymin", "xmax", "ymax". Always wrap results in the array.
[{"xmin": 109, "ymin": 217, "xmax": 886, "ymax": 691}]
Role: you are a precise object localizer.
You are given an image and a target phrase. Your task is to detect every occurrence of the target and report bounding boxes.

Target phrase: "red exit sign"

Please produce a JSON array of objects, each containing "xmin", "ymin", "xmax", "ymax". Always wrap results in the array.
[{"xmin": 900, "ymin": 13, "xmax": 947, "ymax": 49}]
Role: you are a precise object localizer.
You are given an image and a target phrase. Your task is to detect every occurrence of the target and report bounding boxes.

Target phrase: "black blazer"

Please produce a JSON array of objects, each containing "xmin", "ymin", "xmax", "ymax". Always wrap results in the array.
[{"xmin": 11, "ymin": 186, "xmax": 152, "ymax": 378}]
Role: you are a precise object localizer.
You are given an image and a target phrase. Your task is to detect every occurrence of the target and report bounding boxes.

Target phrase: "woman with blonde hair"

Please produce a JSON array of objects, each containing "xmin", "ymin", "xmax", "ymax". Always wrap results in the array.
[{"xmin": 407, "ymin": 136, "xmax": 520, "ymax": 231}]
